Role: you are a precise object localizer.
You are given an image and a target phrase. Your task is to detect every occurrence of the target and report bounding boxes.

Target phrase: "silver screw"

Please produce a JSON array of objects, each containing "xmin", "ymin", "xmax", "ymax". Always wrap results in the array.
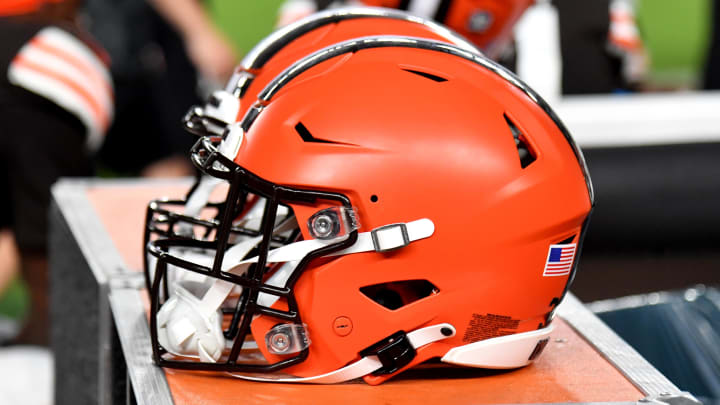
[
  {"xmin": 312, "ymin": 215, "xmax": 334, "ymax": 238},
  {"xmin": 270, "ymin": 332, "xmax": 291, "ymax": 353}
]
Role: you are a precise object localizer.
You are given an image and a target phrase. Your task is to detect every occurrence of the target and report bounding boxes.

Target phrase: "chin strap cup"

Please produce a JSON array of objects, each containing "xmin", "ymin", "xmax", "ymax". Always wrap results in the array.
[{"xmin": 441, "ymin": 323, "xmax": 555, "ymax": 369}]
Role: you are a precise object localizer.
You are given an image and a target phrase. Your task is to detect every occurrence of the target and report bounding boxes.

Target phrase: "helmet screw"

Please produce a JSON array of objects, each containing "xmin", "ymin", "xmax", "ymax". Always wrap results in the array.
[
  {"xmin": 312, "ymin": 214, "xmax": 335, "ymax": 238},
  {"xmin": 269, "ymin": 331, "xmax": 292, "ymax": 353}
]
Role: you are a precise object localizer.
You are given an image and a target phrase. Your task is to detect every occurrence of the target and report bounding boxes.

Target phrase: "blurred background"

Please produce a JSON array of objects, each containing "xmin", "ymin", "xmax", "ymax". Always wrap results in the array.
[{"xmin": 0, "ymin": 0, "xmax": 718, "ymax": 404}]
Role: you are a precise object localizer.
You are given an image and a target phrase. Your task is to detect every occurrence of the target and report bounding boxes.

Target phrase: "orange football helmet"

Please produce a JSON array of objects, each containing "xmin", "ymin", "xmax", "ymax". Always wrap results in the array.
[
  {"xmin": 361, "ymin": 0, "xmax": 535, "ymax": 58},
  {"xmin": 146, "ymin": 34, "xmax": 593, "ymax": 384},
  {"xmin": 143, "ymin": 7, "xmax": 479, "ymax": 291}
]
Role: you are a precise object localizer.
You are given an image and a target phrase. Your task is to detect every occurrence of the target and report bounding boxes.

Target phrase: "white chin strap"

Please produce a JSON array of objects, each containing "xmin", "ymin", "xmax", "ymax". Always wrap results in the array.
[
  {"xmin": 229, "ymin": 323, "xmax": 456, "ymax": 384},
  {"xmin": 232, "ymin": 322, "xmax": 555, "ymax": 384},
  {"xmin": 157, "ymin": 218, "xmax": 435, "ymax": 365},
  {"xmin": 221, "ymin": 219, "xmax": 435, "ymax": 273},
  {"xmin": 182, "ymin": 175, "xmax": 224, "ymax": 223}
]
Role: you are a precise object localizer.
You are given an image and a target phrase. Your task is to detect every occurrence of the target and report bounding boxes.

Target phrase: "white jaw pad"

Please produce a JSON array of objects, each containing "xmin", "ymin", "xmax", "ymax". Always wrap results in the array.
[
  {"xmin": 441, "ymin": 324, "xmax": 554, "ymax": 369},
  {"xmin": 156, "ymin": 285, "xmax": 226, "ymax": 363}
]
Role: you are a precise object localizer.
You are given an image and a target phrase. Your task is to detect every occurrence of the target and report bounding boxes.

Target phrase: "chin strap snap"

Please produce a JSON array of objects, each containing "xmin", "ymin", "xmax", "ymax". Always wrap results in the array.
[{"xmin": 228, "ymin": 323, "xmax": 455, "ymax": 384}]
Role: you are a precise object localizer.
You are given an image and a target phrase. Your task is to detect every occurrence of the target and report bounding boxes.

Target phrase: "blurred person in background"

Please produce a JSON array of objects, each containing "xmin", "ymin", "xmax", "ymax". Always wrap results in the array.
[
  {"xmin": 147, "ymin": 0, "xmax": 238, "ymax": 84},
  {"xmin": 607, "ymin": 0, "xmax": 647, "ymax": 90},
  {"xmin": 83, "ymin": 0, "xmax": 237, "ymax": 178},
  {"xmin": 276, "ymin": 0, "xmax": 646, "ymax": 98},
  {"xmin": 554, "ymin": 0, "xmax": 646, "ymax": 94},
  {"xmin": 0, "ymin": 0, "xmax": 113, "ymax": 345},
  {"xmin": 276, "ymin": 0, "xmax": 533, "ymax": 61}
]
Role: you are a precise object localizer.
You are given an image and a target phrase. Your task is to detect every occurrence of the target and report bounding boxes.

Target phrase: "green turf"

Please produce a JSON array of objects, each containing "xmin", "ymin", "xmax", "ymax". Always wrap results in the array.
[
  {"xmin": 636, "ymin": 0, "xmax": 711, "ymax": 86},
  {"xmin": 0, "ymin": 276, "xmax": 28, "ymax": 320},
  {"xmin": 205, "ymin": 0, "xmax": 287, "ymax": 56}
]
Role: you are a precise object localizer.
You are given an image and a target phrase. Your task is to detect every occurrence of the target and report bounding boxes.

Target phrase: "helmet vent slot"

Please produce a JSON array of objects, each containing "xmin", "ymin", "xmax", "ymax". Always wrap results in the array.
[
  {"xmin": 402, "ymin": 68, "xmax": 448, "ymax": 82},
  {"xmin": 360, "ymin": 280, "xmax": 438, "ymax": 310},
  {"xmin": 294, "ymin": 122, "xmax": 358, "ymax": 146},
  {"xmin": 295, "ymin": 122, "xmax": 334, "ymax": 144},
  {"xmin": 504, "ymin": 113, "xmax": 536, "ymax": 168}
]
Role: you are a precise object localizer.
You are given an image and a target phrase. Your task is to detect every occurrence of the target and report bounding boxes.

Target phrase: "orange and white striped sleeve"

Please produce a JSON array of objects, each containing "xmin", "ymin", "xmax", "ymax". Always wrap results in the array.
[
  {"xmin": 608, "ymin": 0, "xmax": 642, "ymax": 52},
  {"xmin": 7, "ymin": 26, "xmax": 114, "ymax": 152}
]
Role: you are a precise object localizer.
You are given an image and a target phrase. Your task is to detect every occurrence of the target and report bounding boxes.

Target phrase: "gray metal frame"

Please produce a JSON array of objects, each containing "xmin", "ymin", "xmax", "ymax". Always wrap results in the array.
[
  {"xmin": 51, "ymin": 179, "xmax": 174, "ymax": 405},
  {"xmin": 51, "ymin": 179, "xmax": 116, "ymax": 405},
  {"xmin": 109, "ymin": 287, "xmax": 173, "ymax": 405},
  {"xmin": 50, "ymin": 178, "xmax": 696, "ymax": 405},
  {"xmin": 557, "ymin": 294, "xmax": 682, "ymax": 397}
]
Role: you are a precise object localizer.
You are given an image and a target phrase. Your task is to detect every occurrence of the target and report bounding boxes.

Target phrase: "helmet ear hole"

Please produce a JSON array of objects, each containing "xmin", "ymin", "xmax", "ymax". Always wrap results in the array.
[
  {"xmin": 360, "ymin": 280, "xmax": 439, "ymax": 310},
  {"xmin": 372, "ymin": 289, "xmax": 405, "ymax": 310}
]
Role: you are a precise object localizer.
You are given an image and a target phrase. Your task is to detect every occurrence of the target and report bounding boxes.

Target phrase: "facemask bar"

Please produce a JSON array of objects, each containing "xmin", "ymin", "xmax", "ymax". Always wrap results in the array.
[
  {"xmin": 142, "ymin": 188, "xmax": 254, "ymax": 292},
  {"xmin": 147, "ymin": 135, "xmax": 359, "ymax": 373},
  {"xmin": 142, "ymin": 173, "xmax": 278, "ymax": 294}
]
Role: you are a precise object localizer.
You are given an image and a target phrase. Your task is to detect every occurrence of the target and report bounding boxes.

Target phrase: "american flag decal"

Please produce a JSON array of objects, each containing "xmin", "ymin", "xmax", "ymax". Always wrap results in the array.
[{"xmin": 543, "ymin": 244, "xmax": 577, "ymax": 277}]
